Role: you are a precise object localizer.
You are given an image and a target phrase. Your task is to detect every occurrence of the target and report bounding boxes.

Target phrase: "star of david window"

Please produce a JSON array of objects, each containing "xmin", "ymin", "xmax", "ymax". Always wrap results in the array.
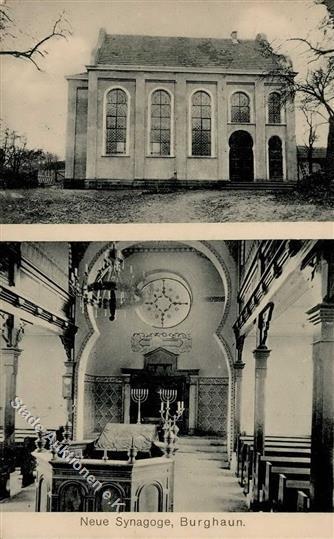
[{"xmin": 137, "ymin": 278, "xmax": 191, "ymax": 328}]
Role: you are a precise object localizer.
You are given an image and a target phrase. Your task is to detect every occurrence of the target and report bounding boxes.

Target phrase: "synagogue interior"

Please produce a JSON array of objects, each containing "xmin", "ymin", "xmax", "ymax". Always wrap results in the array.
[{"xmin": 0, "ymin": 240, "xmax": 333, "ymax": 512}]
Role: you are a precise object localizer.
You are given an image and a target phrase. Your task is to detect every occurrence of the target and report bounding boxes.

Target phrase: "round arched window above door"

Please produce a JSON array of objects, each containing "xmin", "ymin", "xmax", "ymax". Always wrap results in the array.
[{"xmin": 136, "ymin": 277, "xmax": 192, "ymax": 328}]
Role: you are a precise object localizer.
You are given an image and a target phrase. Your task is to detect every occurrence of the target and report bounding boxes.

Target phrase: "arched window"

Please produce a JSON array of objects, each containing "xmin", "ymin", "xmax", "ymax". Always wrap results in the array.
[
  {"xmin": 231, "ymin": 92, "xmax": 250, "ymax": 123},
  {"xmin": 268, "ymin": 136, "xmax": 283, "ymax": 180},
  {"xmin": 191, "ymin": 91, "xmax": 212, "ymax": 156},
  {"xmin": 150, "ymin": 90, "xmax": 172, "ymax": 156},
  {"xmin": 268, "ymin": 92, "xmax": 281, "ymax": 124},
  {"xmin": 105, "ymin": 88, "xmax": 128, "ymax": 155}
]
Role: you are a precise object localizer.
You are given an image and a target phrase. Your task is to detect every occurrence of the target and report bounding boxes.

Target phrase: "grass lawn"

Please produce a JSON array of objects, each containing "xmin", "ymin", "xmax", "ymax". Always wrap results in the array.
[{"xmin": 0, "ymin": 187, "xmax": 333, "ymax": 223}]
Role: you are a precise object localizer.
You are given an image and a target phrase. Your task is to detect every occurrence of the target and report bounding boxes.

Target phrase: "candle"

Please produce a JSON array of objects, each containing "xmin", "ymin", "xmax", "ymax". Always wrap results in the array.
[
  {"xmin": 177, "ymin": 401, "xmax": 180, "ymax": 411},
  {"xmin": 160, "ymin": 401, "xmax": 164, "ymax": 412}
]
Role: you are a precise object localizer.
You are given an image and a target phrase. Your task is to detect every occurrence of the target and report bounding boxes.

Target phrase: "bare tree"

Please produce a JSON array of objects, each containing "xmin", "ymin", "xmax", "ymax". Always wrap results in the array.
[
  {"xmin": 263, "ymin": 36, "xmax": 334, "ymax": 179},
  {"xmin": 300, "ymin": 102, "xmax": 323, "ymax": 174},
  {"xmin": 0, "ymin": 6, "xmax": 71, "ymax": 70},
  {"xmin": 291, "ymin": 0, "xmax": 334, "ymax": 58}
]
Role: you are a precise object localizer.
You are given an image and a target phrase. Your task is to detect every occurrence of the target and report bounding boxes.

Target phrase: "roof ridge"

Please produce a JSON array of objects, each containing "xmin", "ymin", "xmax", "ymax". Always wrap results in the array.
[{"xmin": 104, "ymin": 32, "xmax": 262, "ymax": 43}]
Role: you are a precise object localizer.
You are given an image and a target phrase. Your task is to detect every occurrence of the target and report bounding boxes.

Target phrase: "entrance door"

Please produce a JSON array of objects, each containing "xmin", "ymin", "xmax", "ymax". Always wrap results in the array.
[
  {"xmin": 229, "ymin": 130, "xmax": 254, "ymax": 182},
  {"xmin": 268, "ymin": 136, "xmax": 283, "ymax": 180}
]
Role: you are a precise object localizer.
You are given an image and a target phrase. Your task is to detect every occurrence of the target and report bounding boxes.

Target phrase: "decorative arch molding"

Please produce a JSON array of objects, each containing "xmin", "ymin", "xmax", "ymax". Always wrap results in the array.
[
  {"xmin": 74, "ymin": 240, "xmax": 235, "ymax": 440},
  {"xmin": 135, "ymin": 480, "xmax": 164, "ymax": 512}
]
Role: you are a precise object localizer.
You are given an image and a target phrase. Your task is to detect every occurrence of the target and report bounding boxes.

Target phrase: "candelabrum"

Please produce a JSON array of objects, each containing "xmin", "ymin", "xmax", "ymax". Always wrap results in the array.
[
  {"xmin": 159, "ymin": 389, "xmax": 185, "ymax": 457},
  {"xmin": 131, "ymin": 388, "xmax": 149, "ymax": 424}
]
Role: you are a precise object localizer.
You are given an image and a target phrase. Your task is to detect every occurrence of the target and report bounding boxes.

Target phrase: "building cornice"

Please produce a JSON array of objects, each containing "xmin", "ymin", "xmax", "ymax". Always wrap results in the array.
[{"xmin": 84, "ymin": 64, "xmax": 291, "ymax": 77}]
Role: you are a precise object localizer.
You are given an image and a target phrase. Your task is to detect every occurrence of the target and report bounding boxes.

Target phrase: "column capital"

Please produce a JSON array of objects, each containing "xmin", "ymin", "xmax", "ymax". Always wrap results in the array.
[
  {"xmin": 189, "ymin": 375, "xmax": 199, "ymax": 385},
  {"xmin": 59, "ymin": 324, "xmax": 78, "ymax": 361},
  {"xmin": 253, "ymin": 346, "xmax": 271, "ymax": 368},
  {"xmin": 307, "ymin": 302, "xmax": 334, "ymax": 325},
  {"xmin": 234, "ymin": 361, "xmax": 245, "ymax": 370}
]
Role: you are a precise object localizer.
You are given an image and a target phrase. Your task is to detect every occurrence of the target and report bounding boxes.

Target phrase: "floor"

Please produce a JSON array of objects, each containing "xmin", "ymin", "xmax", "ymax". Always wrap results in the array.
[
  {"xmin": 174, "ymin": 436, "xmax": 248, "ymax": 512},
  {"xmin": 1, "ymin": 187, "xmax": 333, "ymax": 223},
  {"xmin": 0, "ymin": 437, "xmax": 248, "ymax": 512}
]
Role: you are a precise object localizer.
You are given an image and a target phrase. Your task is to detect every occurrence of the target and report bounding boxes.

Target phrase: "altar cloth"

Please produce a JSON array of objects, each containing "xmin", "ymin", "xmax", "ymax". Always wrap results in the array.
[{"xmin": 94, "ymin": 423, "xmax": 159, "ymax": 453}]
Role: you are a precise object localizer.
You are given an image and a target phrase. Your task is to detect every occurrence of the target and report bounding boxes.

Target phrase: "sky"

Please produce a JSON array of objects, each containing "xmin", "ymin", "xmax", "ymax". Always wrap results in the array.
[{"xmin": 1, "ymin": 0, "xmax": 330, "ymax": 158}]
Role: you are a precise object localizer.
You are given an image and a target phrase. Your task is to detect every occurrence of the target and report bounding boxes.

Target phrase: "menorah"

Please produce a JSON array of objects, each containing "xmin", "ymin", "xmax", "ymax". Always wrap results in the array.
[
  {"xmin": 159, "ymin": 389, "xmax": 185, "ymax": 457},
  {"xmin": 131, "ymin": 388, "xmax": 149, "ymax": 424}
]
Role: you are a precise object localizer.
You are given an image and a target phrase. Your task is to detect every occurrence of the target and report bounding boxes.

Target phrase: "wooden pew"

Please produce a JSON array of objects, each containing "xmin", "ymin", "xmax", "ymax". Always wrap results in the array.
[
  {"xmin": 297, "ymin": 490, "xmax": 310, "ymax": 512},
  {"xmin": 236, "ymin": 434, "xmax": 311, "ymax": 496},
  {"xmin": 252, "ymin": 452, "xmax": 310, "ymax": 507},
  {"xmin": 236, "ymin": 434, "xmax": 310, "ymax": 478},
  {"xmin": 277, "ymin": 473, "xmax": 311, "ymax": 511},
  {"xmin": 262, "ymin": 461, "xmax": 310, "ymax": 510},
  {"xmin": 239, "ymin": 440, "xmax": 310, "ymax": 493}
]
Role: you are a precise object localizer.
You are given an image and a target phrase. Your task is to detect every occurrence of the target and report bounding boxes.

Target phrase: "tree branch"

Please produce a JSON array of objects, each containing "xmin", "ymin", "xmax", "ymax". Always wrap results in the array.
[
  {"xmin": 288, "ymin": 37, "xmax": 334, "ymax": 58},
  {"xmin": 0, "ymin": 11, "xmax": 72, "ymax": 70}
]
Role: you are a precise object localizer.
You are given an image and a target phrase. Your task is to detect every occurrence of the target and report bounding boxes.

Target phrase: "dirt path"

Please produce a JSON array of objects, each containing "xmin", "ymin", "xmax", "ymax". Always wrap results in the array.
[{"xmin": 0, "ymin": 188, "xmax": 333, "ymax": 223}]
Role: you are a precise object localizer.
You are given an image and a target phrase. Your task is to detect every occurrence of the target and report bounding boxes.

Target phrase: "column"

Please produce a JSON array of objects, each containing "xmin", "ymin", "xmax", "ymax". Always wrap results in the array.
[
  {"xmin": 254, "ymin": 79, "xmax": 266, "ymax": 181},
  {"xmin": 307, "ymin": 302, "xmax": 334, "ymax": 512},
  {"xmin": 174, "ymin": 75, "xmax": 187, "ymax": 180},
  {"xmin": 122, "ymin": 375, "xmax": 131, "ymax": 424},
  {"xmin": 0, "ymin": 348, "xmax": 21, "ymax": 446},
  {"xmin": 0, "ymin": 314, "xmax": 24, "ymax": 447},
  {"xmin": 253, "ymin": 346, "xmax": 271, "ymax": 456},
  {"xmin": 218, "ymin": 78, "xmax": 229, "ymax": 180},
  {"xmin": 233, "ymin": 361, "xmax": 245, "ymax": 450},
  {"xmin": 85, "ymin": 71, "xmax": 98, "ymax": 182},
  {"xmin": 60, "ymin": 325, "xmax": 77, "ymax": 435},
  {"xmin": 62, "ymin": 361, "xmax": 75, "ymax": 424},
  {"xmin": 188, "ymin": 376, "xmax": 198, "ymax": 434},
  {"xmin": 134, "ymin": 73, "xmax": 145, "ymax": 180},
  {"xmin": 65, "ymin": 80, "xmax": 77, "ymax": 180},
  {"xmin": 285, "ymin": 96, "xmax": 297, "ymax": 181}
]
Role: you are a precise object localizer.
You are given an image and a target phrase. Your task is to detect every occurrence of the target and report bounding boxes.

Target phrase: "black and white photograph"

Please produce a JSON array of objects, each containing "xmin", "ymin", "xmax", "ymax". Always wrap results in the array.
[
  {"xmin": 0, "ymin": 1, "xmax": 333, "ymax": 537},
  {"xmin": 0, "ymin": 239, "xmax": 333, "ymax": 515},
  {"xmin": 0, "ymin": 0, "xmax": 333, "ymax": 223}
]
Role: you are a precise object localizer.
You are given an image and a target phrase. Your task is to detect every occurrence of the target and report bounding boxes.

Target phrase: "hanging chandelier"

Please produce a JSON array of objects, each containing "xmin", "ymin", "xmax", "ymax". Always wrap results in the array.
[{"xmin": 71, "ymin": 243, "xmax": 142, "ymax": 321}]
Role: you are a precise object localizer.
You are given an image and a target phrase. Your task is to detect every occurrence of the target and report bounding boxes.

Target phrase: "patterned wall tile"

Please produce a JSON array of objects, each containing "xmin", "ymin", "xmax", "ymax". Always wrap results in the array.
[
  {"xmin": 197, "ymin": 378, "xmax": 228, "ymax": 436},
  {"xmin": 89, "ymin": 378, "xmax": 123, "ymax": 432}
]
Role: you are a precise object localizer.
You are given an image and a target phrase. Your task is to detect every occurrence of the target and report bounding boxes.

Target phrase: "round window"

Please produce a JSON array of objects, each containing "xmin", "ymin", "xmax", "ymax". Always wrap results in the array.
[{"xmin": 137, "ymin": 278, "xmax": 191, "ymax": 328}]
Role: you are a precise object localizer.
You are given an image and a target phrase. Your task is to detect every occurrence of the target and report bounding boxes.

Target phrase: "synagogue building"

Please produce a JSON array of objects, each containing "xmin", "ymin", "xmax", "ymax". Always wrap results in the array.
[{"xmin": 65, "ymin": 31, "xmax": 297, "ymax": 187}]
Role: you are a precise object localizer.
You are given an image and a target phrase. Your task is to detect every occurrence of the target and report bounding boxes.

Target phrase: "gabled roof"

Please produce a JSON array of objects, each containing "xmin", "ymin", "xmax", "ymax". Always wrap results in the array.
[{"xmin": 93, "ymin": 32, "xmax": 285, "ymax": 71}]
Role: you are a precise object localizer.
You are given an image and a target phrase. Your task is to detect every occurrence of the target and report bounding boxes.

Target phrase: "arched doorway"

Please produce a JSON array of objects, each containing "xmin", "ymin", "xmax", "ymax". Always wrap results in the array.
[
  {"xmin": 268, "ymin": 136, "xmax": 283, "ymax": 180},
  {"xmin": 229, "ymin": 130, "xmax": 254, "ymax": 182}
]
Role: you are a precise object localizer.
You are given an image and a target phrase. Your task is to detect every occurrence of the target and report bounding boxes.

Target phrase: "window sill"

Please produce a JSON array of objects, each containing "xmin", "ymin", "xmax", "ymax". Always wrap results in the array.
[
  {"xmin": 266, "ymin": 123, "xmax": 287, "ymax": 126},
  {"xmin": 228, "ymin": 122, "xmax": 255, "ymax": 126},
  {"xmin": 187, "ymin": 156, "xmax": 217, "ymax": 159},
  {"xmin": 146, "ymin": 155, "xmax": 175, "ymax": 159},
  {"xmin": 101, "ymin": 154, "xmax": 131, "ymax": 158}
]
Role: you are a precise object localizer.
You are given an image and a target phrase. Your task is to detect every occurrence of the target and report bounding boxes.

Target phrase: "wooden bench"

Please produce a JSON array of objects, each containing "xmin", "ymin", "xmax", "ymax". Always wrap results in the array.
[
  {"xmin": 277, "ymin": 473, "xmax": 311, "ymax": 511},
  {"xmin": 236, "ymin": 434, "xmax": 310, "ymax": 478},
  {"xmin": 252, "ymin": 452, "xmax": 311, "ymax": 507},
  {"xmin": 238, "ymin": 440, "xmax": 310, "ymax": 494},
  {"xmin": 297, "ymin": 490, "xmax": 310, "ymax": 512},
  {"xmin": 263, "ymin": 461, "xmax": 310, "ymax": 510}
]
